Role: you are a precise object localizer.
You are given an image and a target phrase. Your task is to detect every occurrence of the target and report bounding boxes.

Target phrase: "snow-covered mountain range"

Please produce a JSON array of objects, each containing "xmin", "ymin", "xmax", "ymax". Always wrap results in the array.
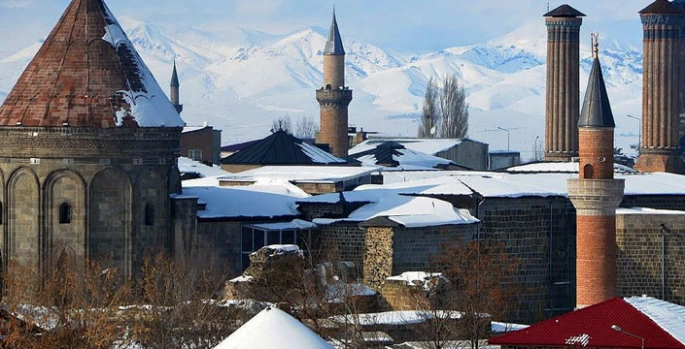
[{"xmin": 0, "ymin": 17, "xmax": 644, "ymax": 159}]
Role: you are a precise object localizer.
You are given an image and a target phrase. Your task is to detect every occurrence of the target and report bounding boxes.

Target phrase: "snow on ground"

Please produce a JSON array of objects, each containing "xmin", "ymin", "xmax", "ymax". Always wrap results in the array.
[{"xmin": 214, "ymin": 307, "xmax": 333, "ymax": 349}]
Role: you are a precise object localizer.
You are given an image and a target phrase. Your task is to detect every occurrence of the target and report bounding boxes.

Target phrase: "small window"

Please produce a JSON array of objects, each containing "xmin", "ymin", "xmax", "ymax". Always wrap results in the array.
[
  {"xmin": 583, "ymin": 164, "xmax": 594, "ymax": 179},
  {"xmin": 59, "ymin": 202, "xmax": 72, "ymax": 224},
  {"xmin": 144, "ymin": 203, "xmax": 154, "ymax": 226},
  {"xmin": 188, "ymin": 149, "xmax": 203, "ymax": 161}
]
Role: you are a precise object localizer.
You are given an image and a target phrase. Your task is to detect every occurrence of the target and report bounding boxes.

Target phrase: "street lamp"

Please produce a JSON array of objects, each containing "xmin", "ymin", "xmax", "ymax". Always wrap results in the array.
[
  {"xmin": 627, "ymin": 114, "xmax": 641, "ymax": 154},
  {"xmin": 497, "ymin": 127, "xmax": 511, "ymax": 151},
  {"xmin": 611, "ymin": 325, "xmax": 644, "ymax": 349}
]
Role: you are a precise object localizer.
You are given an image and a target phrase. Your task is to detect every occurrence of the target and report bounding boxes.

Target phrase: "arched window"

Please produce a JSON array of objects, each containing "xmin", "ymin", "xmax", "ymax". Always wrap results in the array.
[
  {"xmin": 583, "ymin": 164, "xmax": 594, "ymax": 179},
  {"xmin": 59, "ymin": 202, "xmax": 72, "ymax": 224},
  {"xmin": 144, "ymin": 203, "xmax": 155, "ymax": 226}
]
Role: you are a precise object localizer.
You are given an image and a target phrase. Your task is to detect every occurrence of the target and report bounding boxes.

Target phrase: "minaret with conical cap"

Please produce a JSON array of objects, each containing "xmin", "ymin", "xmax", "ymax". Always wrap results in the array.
[
  {"xmin": 171, "ymin": 59, "xmax": 183, "ymax": 114},
  {"xmin": 316, "ymin": 9, "xmax": 353, "ymax": 158},
  {"xmin": 636, "ymin": 0, "xmax": 684, "ymax": 173},
  {"xmin": 544, "ymin": 5, "xmax": 585, "ymax": 162},
  {"xmin": 567, "ymin": 35, "xmax": 625, "ymax": 309}
]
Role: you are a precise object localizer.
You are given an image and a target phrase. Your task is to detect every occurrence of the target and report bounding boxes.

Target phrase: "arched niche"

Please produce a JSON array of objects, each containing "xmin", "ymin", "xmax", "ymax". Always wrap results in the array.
[
  {"xmin": 88, "ymin": 167, "xmax": 132, "ymax": 278},
  {"xmin": 7, "ymin": 168, "xmax": 40, "ymax": 270},
  {"xmin": 44, "ymin": 170, "xmax": 86, "ymax": 267}
]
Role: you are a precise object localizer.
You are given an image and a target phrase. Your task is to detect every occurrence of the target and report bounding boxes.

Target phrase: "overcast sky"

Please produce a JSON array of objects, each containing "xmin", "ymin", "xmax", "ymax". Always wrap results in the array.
[{"xmin": 0, "ymin": 0, "xmax": 651, "ymax": 54}]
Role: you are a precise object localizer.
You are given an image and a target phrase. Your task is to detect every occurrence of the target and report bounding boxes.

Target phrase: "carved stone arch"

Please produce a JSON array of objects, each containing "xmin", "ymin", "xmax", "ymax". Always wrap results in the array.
[
  {"xmin": 132, "ymin": 168, "xmax": 168, "ymax": 274},
  {"xmin": 6, "ymin": 167, "xmax": 40, "ymax": 270},
  {"xmin": 89, "ymin": 167, "xmax": 132, "ymax": 278},
  {"xmin": 44, "ymin": 169, "xmax": 87, "ymax": 267}
]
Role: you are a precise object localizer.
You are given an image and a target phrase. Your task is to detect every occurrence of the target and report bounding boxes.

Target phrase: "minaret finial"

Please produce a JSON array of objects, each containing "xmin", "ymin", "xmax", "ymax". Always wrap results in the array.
[{"xmin": 592, "ymin": 32, "xmax": 599, "ymax": 59}]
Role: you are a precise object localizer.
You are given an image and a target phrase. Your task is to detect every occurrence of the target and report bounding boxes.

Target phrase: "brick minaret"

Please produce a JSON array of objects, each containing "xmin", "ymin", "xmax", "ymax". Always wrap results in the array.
[
  {"xmin": 544, "ymin": 5, "xmax": 585, "ymax": 162},
  {"xmin": 316, "ymin": 10, "xmax": 352, "ymax": 158},
  {"xmin": 568, "ymin": 36, "xmax": 625, "ymax": 309},
  {"xmin": 171, "ymin": 59, "xmax": 183, "ymax": 114},
  {"xmin": 636, "ymin": 0, "xmax": 685, "ymax": 173}
]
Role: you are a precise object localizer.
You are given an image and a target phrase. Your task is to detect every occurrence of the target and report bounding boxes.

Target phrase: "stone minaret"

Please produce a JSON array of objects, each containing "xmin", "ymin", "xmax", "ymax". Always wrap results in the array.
[
  {"xmin": 316, "ymin": 10, "xmax": 352, "ymax": 158},
  {"xmin": 568, "ymin": 36, "xmax": 625, "ymax": 309},
  {"xmin": 636, "ymin": 0, "xmax": 684, "ymax": 173},
  {"xmin": 544, "ymin": 5, "xmax": 585, "ymax": 162},
  {"xmin": 171, "ymin": 60, "xmax": 183, "ymax": 114}
]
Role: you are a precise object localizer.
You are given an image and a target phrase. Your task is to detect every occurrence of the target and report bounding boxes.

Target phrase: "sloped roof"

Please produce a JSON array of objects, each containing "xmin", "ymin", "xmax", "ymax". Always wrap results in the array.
[
  {"xmin": 578, "ymin": 58, "xmax": 615, "ymax": 128},
  {"xmin": 489, "ymin": 296, "xmax": 685, "ymax": 348},
  {"xmin": 221, "ymin": 130, "xmax": 346, "ymax": 165},
  {"xmin": 640, "ymin": 0, "xmax": 683, "ymax": 14},
  {"xmin": 214, "ymin": 307, "xmax": 333, "ymax": 349},
  {"xmin": 0, "ymin": 0, "xmax": 184, "ymax": 128},
  {"xmin": 350, "ymin": 138, "xmax": 465, "ymax": 156},
  {"xmin": 350, "ymin": 141, "xmax": 455, "ymax": 169},
  {"xmin": 324, "ymin": 10, "xmax": 345, "ymax": 55},
  {"xmin": 544, "ymin": 4, "xmax": 586, "ymax": 17}
]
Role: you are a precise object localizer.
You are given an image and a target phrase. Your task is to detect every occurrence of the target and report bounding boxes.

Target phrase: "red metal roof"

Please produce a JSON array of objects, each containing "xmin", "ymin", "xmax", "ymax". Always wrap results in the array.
[{"xmin": 489, "ymin": 297, "xmax": 685, "ymax": 349}]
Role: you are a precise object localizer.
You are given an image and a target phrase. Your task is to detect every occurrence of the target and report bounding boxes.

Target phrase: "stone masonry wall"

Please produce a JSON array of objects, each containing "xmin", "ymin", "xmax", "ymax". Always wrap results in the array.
[
  {"xmin": 616, "ymin": 212, "xmax": 685, "ymax": 305},
  {"xmin": 478, "ymin": 197, "xmax": 576, "ymax": 323},
  {"xmin": 363, "ymin": 227, "xmax": 394, "ymax": 289},
  {"xmin": 392, "ymin": 224, "xmax": 476, "ymax": 274}
]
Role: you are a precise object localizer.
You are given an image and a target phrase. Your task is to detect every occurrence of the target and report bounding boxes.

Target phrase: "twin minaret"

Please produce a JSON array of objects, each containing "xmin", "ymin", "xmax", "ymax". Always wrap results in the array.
[
  {"xmin": 544, "ymin": 5, "xmax": 585, "ymax": 162},
  {"xmin": 316, "ymin": 11, "xmax": 353, "ymax": 158},
  {"xmin": 567, "ymin": 35, "xmax": 624, "ymax": 308}
]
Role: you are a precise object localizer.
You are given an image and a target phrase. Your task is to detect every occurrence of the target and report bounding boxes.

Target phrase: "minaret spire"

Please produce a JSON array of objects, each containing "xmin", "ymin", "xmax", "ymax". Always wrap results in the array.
[
  {"xmin": 592, "ymin": 32, "xmax": 599, "ymax": 59},
  {"xmin": 170, "ymin": 58, "xmax": 183, "ymax": 114},
  {"xmin": 316, "ymin": 8, "xmax": 352, "ymax": 158}
]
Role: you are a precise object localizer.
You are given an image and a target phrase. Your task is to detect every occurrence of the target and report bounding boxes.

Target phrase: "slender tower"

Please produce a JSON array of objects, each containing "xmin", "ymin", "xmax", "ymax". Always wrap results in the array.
[
  {"xmin": 171, "ymin": 60, "xmax": 183, "ymax": 114},
  {"xmin": 636, "ymin": 0, "xmax": 684, "ymax": 173},
  {"xmin": 568, "ymin": 35, "xmax": 625, "ymax": 309},
  {"xmin": 544, "ymin": 5, "xmax": 585, "ymax": 162},
  {"xmin": 316, "ymin": 10, "xmax": 353, "ymax": 158}
]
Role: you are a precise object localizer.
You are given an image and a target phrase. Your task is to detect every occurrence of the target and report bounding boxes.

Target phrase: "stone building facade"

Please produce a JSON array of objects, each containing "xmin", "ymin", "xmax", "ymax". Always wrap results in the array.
[{"xmin": 0, "ymin": 0, "xmax": 185, "ymax": 279}]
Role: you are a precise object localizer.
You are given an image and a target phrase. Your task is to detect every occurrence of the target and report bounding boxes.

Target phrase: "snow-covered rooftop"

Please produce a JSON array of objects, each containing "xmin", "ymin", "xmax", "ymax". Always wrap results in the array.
[
  {"xmin": 214, "ymin": 307, "xmax": 333, "ymax": 349},
  {"xmin": 306, "ymin": 189, "xmax": 478, "ymax": 228},
  {"xmin": 350, "ymin": 138, "xmax": 464, "ymax": 156},
  {"xmin": 178, "ymin": 157, "xmax": 230, "ymax": 179},
  {"xmin": 625, "ymin": 296, "xmax": 685, "ymax": 344},
  {"xmin": 617, "ymin": 207, "xmax": 685, "ymax": 215},
  {"xmin": 220, "ymin": 166, "xmax": 379, "ymax": 184},
  {"xmin": 329, "ymin": 310, "xmax": 463, "ymax": 326},
  {"xmin": 381, "ymin": 171, "xmax": 685, "ymax": 197},
  {"xmin": 181, "ymin": 180, "xmax": 308, "ymax": 219},
  {"xmin": 248, "ymin": 219, "xmax": 318, "ymax": 230},
  {"xmin": 506, "ymin": 161, "xmax": 637, "ymax": 174}
]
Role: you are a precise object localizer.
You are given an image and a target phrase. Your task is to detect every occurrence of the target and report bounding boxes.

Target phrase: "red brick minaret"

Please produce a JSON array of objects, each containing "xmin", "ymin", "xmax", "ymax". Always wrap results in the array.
[
  {"xmin": 316, "ymin": 10, "xmax": 352, "ymax": 158},
  {"xmin": 544, "ymin": 5, "xmax": 585, "ymax": 162},
  {"xmin": 636, "ymin": 0, "xmax": 685, "ymax": 173},
  {"xmin": 568, "ymin": 35, "xmax": 625, "ymax": 309}
]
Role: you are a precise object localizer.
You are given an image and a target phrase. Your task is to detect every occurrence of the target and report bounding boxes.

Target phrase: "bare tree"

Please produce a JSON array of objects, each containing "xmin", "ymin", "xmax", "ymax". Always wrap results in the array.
[
  {"xmin": 295, "ymin": 115, "xmax": 319, "ymax": 139},
  {"xmin": 430, "ymin": 239, "xmax": 520, "ymax": 349},
  {"xmin": 418, "ymin": 77, "xmax": 439, "ymax": 138},
  {"xmin": 271, "ymin": 114, "xmax": 293, "ymax": 134},
  {"xmin": 418, "ymin": 75, "xmax": 469, "ymax": 139}
]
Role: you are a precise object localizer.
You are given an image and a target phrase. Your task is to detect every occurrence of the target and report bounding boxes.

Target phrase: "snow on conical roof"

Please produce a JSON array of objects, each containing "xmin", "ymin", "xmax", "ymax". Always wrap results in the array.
[
  {"xmin": 214, "ymin": 307, "xmax": 333, "ymax": 349},
  {"xmin": 0, "ymin": 0, "xmax": 185, "ymax": 128}
]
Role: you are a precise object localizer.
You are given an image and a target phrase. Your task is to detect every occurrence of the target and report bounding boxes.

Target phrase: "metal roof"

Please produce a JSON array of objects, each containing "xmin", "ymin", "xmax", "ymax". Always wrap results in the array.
[
  {"xmin": 324, "ymin": 10, "xmax": 345, "ymax": 55},
  {"xmin": 171, "ymin": 61, "xmax": 180, "ymax": 87},
  {"xmin": 489, "ymin": 297, "xmax": 685, "ymax": 348},
  {"xmin": 578, "ymin": 58, "xmax": 615, "ymax": 128},
  {"xmin": 220, "ymin": 130, "xmax": 347, "ymax": 165},
  {"xmin": 640, "ymin": 0, "xmax": 683, "ymax": 14},
  {"xmin": 544, "ymin": 4, "xmax": 586, "ymax": 17}
]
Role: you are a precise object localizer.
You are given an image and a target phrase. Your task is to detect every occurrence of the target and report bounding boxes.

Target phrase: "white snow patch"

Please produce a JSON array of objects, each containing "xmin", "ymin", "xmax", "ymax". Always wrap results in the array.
[
  {"xmin": 386, "ymin": 271, "xmax": 444, "ymax": 291},
  {"xmin": 625, "ymin": 295, "xmax": 685, "ymax": 344},
  {"xmin": 297, "ymin": 142, "xmax": 346, "ymax": 164},
  {"xmin": 565, "ymin": 334, "xmax": 591, "ymax": 347},
  {"xmin": 215, "ymin": 307, "xmax": 333, "ymax": 349},
  {"xmin": 491, "ymin": 321, "xmax": 529, "ymax": 333},
  {"xmin": 249, "ymin": 219, "xmax": 317, "ymax": 230},
  {"xmin": 330, "ymin": 310, "xmax": 463, "ymax": 326}
]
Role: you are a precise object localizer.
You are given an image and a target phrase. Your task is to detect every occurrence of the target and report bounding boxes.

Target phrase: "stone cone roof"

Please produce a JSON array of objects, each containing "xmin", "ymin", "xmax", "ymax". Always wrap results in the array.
[
  {"xmin": 578, "ymin": 58, "xmax": 615, "ymax": 128},
  {"xmin": 544, "ymin": 4, "xmax": 586, "ymax": 17},
  {"xmin": 0, "ymin": 0, "xmax": 185, "ymax": 128},
  {"xmin": 640, "ymin": 0, "xmax": 683, "ymax": 14},
  {"xmin": 171, "ymin": 60, "xmax": 180, "ymax": 88},
  {"xmin": 324, "ymin": 10, "xmax": 345, "ymax": 55}
]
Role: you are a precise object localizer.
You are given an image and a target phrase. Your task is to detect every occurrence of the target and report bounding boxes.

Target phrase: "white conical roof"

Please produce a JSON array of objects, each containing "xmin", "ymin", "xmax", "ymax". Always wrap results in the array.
[{"xmin": 214, "ymin": 307, "xmax": 333, "ymax": 349}]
